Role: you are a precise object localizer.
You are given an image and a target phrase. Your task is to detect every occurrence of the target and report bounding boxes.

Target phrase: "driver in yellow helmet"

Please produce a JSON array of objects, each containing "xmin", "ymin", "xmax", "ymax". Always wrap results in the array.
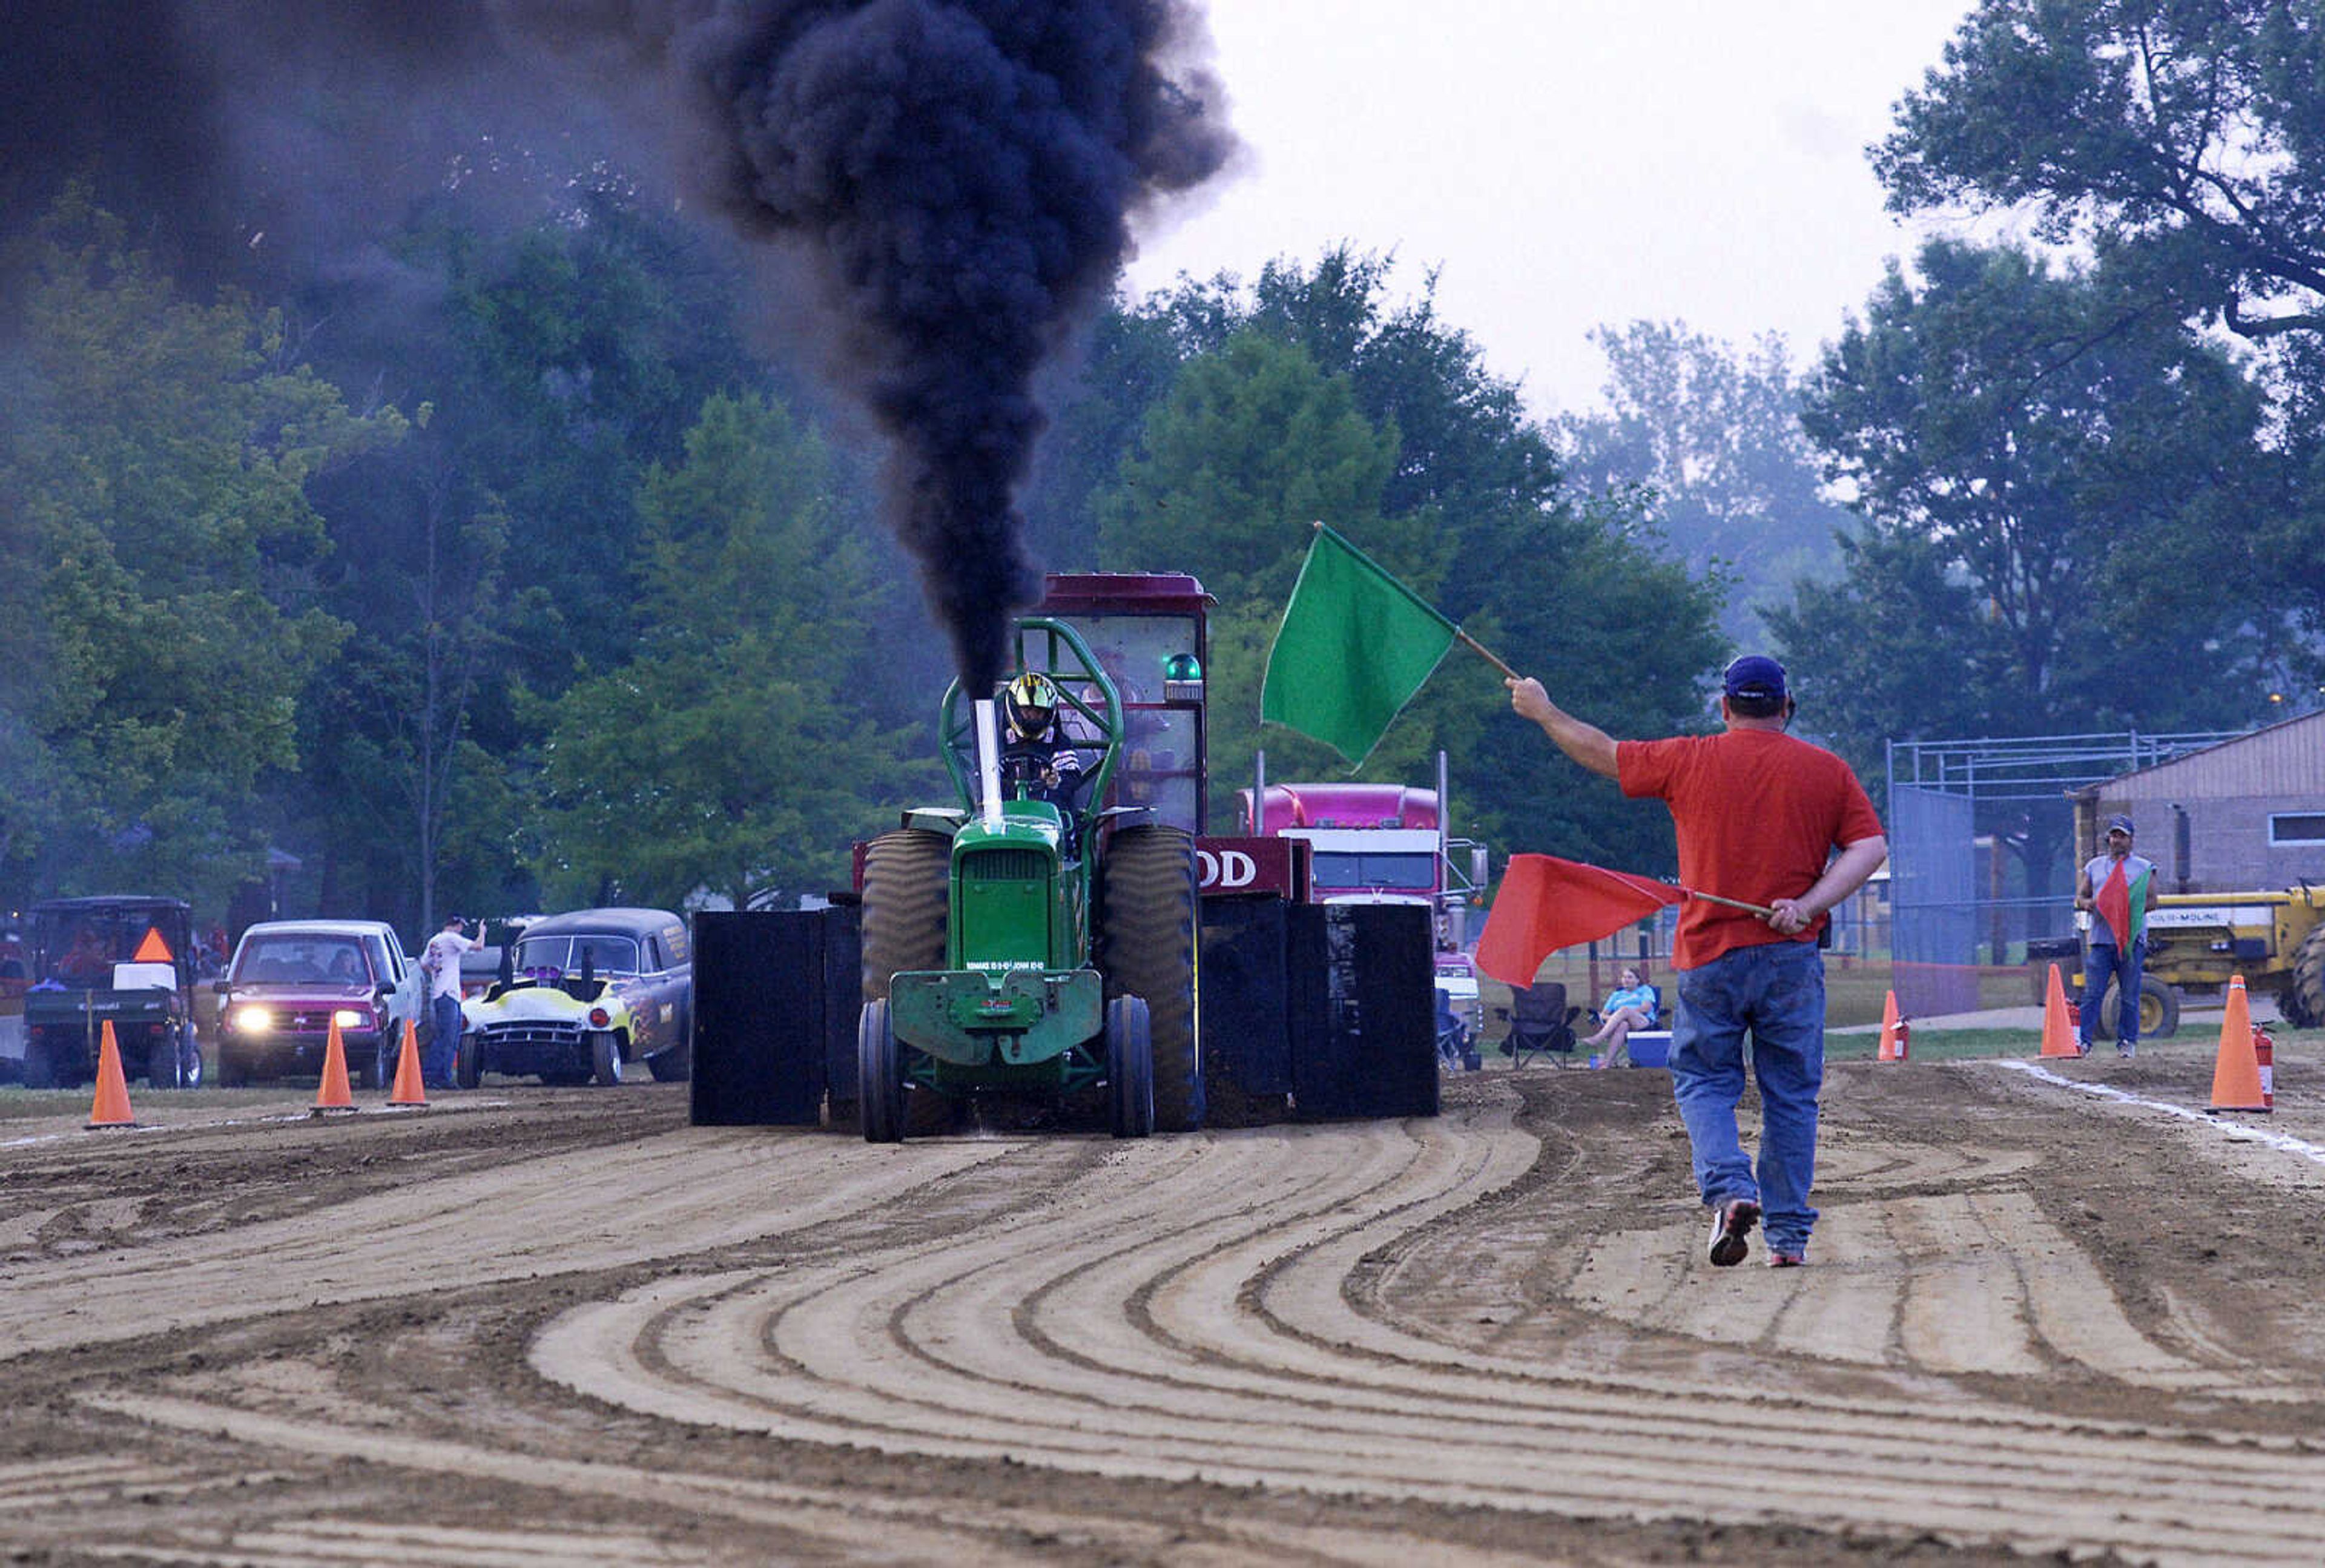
[{"xmin": 999, "ymin": 672, "xmax": 1088, "ymax": 815}]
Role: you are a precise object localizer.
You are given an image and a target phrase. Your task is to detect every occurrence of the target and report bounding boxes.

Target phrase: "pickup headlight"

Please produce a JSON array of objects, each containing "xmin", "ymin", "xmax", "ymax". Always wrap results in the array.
[
  {"xmin": 229, "ymin": 1004, "xmax": 274, "ymax": 1033},
  {"xmin": 332, "ymin": 1007, "xmax": 369, "ymax": 1030}
]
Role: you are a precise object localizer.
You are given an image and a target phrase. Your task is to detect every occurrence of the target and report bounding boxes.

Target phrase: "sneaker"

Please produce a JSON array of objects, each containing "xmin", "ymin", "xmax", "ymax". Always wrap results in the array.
[
  {"xmin": 2074, "ymin": 1040, "xmax": 2091, "ymax": 1058},
  {"xmin": 1767, "ymin": 1251, "xmax": 1806, "ymax": 1268},
  {"xmin": 2117, "ymin": 1043, "xmax": 2135, "ymax": 1059},
  {"xmin": 1707, "ymin": 1198, "xmax": 1759, "ymax": 1267}
]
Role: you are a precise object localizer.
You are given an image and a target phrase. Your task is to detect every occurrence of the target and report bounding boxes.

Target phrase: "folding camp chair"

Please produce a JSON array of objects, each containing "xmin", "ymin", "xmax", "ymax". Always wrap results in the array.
[
  {"xmin": 1436, "ymin": 987, "xmax": 1479, "ymax": 1072},
  {"xmin": 1502, "ymin": 981, "xmax": 1581, "ymax": 1067}
]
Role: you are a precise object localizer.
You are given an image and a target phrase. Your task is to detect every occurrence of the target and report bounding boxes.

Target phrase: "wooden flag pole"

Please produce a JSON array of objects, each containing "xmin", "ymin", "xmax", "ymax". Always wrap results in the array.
[
  {"xmin": 1301, "ymin": 521, "xmax": 1522, "ymax": 679},
  {"xmin": 1454, "ymin": 626, "xmax": 1519, "ymax": 679},
  {"xmin": 1683, "ymin": 888, "xmax": 1781, "ymax": 918}
]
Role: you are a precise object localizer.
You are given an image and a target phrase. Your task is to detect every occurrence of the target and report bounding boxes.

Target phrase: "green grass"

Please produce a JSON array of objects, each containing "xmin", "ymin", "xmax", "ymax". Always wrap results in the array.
[
  {"xmin": 1825, "ymin": 1028, "xmax": 2042, "ymax": 1063},
  {"xmin": 1828, "ymin": 1021, "xmax": 2318, "ymax": 1064},
  {"xmin": 0, "ymin": 1084, "xmax": 323, "ymax": 1123}
]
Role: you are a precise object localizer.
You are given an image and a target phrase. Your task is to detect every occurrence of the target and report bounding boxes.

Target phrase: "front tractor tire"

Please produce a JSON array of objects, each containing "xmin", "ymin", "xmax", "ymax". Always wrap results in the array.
[
  {"xmin": 859, "ymin": 1000, "xmax": 906, "ymax": 1143},
  {"xmin": 856, "ymin": 829, "xmax": 951, "ymax": 1136},
  {"xmin": 1098, "ymin": 825, "xmax": 1202, "ymax": 1133},
  {"xmin": 1106, "ymin": 996, "xmax": 1155, "ymax": 1139}
]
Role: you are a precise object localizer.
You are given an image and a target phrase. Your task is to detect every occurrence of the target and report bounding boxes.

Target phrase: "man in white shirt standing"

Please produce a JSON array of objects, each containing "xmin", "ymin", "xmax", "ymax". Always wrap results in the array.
[{"xmin": 420, "ymin": 916, "xmax": 480, "ymax": 1088}]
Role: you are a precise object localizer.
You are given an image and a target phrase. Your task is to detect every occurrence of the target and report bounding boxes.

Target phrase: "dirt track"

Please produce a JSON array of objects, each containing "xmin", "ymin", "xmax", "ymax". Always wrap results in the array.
[{"xmin": 3, "ymin": 1038, "xmax": 2323, "ymax": 1566}]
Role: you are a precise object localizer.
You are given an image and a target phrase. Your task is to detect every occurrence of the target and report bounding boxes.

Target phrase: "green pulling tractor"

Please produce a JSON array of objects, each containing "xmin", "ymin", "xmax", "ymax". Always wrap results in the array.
[{"xmin": 855, "ymin": 614, "xmax": 1202, "ymax": 1141}]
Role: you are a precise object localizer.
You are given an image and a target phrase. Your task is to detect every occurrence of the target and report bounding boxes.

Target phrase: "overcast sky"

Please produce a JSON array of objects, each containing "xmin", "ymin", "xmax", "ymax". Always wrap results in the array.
[{"xmin": 1123, "ymin": 1, "xmax": 1980, "ymax": 418}]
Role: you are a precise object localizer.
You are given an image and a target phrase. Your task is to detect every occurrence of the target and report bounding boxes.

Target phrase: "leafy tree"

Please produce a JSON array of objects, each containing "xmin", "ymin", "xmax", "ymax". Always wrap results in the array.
[
  {"xmin": 1093, "ymin": 252, "xmax": 1729, "ymax": 875},
  {"xmin": 1095, "ymin": 329, "xmax": 1431, "ymax": 815},
  {"xmin": 1100, "ymin": 332, "xmax": 1413, "ymax": 599},
  {"xmin": 1240, "ymin": 251, "xmax": 1728, "ymax": 875},
  {"xmin": 1873, "ymin": 2, "xmax": 2325, "ymax": 677},
  {"xmin": 279, "ymin": 173, "xmax": 765, "ymax": 927},
  {"xmin": 532, "ymin": 392, "xmax": 925, "ymax": 911},
  {"xmin": 0, "ymin": 191, "xmax": 400, "ymax": 909},
  {"xmin": 297, "ymin": 419, "xmax": 526, "ymax": 931},
  {"xmin": 1779, "ymin": 238, "xmax": 2277, "ymax": 893},
  {"xmin": 1877, "ymin": 1, "xmax": 2325, "ymax": 343},
  {"xmin": 1558, "ymin": 321, "xmax": 1850, "ymax": 642}
]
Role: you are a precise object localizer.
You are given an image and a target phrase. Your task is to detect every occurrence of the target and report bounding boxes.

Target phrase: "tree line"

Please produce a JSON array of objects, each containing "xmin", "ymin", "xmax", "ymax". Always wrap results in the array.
[{"xmin": 3, "ymin": 1, "xmax": 2318, "ymax": 931}]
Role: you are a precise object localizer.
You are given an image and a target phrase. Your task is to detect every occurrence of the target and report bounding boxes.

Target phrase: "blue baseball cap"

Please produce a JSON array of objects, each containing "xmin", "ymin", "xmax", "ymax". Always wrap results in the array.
[{"xmin": 1722, "ymin": 655, "xmax": 1788, "ymax": 702}]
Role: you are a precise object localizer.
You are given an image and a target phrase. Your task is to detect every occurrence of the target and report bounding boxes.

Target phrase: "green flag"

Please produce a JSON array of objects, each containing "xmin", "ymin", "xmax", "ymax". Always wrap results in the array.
[{"xmin": 1261, "ymin": 525, "xmax": 1457, "ymax": 763}]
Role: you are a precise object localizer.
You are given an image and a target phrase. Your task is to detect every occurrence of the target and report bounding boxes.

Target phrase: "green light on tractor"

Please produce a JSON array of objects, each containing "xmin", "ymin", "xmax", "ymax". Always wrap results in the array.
[{"xmin": 1162, "ymin": 652, "xmax": 1202, "ymax": 699}]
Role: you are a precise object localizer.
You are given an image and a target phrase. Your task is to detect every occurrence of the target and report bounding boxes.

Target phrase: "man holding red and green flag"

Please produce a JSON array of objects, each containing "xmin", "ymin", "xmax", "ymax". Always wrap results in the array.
[{"xmin": 2075, "ymin": 814, "xmax": 2159, "ymax": 1058}]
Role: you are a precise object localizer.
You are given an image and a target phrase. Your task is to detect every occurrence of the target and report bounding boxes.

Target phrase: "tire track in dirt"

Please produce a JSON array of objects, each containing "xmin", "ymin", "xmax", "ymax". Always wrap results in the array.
[
  {"xmin": 0, "ymin": 1127, "xmax": 1023, "ymax": 1360},
  {"xmin": 527, "ymin": 1083, "xmax": 2325, "ymax": 1564},
  {"xmin": 12, "ymin": 1065, "xmax": 2325, "ymax": 1563}
]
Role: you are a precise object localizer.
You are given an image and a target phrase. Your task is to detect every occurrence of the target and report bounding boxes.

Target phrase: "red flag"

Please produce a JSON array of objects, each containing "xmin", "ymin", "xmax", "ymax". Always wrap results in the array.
[
  {"xmin": 1474, "ymin": 854, "xmax": 1684, "ymax": 986},
  {"xmin": 2092, "ymin": 858, "xmax": 2149, "ymax": 950}
]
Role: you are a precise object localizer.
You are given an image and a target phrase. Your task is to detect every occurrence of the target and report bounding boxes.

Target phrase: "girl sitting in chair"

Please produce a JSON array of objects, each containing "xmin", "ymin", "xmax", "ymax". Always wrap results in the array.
[{"xmin": 1582, "ymin": 964, "xmax": 1658, "ymax": 1069}]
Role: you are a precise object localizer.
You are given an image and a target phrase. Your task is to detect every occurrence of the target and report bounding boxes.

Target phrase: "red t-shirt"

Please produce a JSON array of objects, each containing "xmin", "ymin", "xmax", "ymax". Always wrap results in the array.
[{"xmin": 1616, "ymin": 728, "xmax": 1884, "ymax": 970}]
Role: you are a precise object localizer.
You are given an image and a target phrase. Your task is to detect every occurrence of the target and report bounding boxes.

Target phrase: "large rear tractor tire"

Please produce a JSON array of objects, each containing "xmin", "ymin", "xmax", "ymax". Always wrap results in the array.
[
  {"xmin": 1106, "ymin": 996, "xmax": 1155, "ymax": 1139},
  {"xmin": 859, "ymin": 1000, "xmax": 905, "ymax": 1143},
  {"xmin": 2285, "ymin": 920, "xmax": 2325, "ymax": 1029},
  {"xmin": 1097, "ymin": 825, "xmax": 1203, "ymax": 1133},
  {"xmin": 859, "ymin": 829, "xmax": 951, "ymax": 1136}
]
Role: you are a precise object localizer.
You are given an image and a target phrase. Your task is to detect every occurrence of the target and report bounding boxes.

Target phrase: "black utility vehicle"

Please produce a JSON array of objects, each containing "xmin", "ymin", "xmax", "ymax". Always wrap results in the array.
[{"xmin": 21, "ymin": 896, "xmax": 203, "ymax": 1089}]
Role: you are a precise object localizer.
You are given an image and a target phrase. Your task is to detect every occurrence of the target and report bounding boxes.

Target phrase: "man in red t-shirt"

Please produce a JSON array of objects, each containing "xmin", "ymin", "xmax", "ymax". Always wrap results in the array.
[{"xmin": 1508, "ymin": 655, "xmax": 1886, "ymax": 1269}]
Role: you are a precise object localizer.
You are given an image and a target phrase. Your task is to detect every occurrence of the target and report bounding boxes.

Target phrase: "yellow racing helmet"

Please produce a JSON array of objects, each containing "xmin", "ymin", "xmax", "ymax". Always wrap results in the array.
[{"xmin": 1002, "ymin": 671, "xmax": 1058, "ymax": 739}]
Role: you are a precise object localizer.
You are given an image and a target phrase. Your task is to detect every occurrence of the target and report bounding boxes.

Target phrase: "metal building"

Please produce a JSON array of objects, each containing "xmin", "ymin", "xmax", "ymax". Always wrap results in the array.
[{"xmin": 2069, "ymin": 708, "xmax": 2325, "ymax": 892}]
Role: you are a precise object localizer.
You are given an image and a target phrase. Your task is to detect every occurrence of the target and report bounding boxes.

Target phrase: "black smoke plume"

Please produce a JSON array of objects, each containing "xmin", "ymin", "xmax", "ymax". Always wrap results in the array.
[
  {"xmin": 1, "ymin": 2, "xmax": 1236, "ymax": 691},
  {"xmin": 667, "ymin": 1, "xmax": 1235, "ymax": 689}
]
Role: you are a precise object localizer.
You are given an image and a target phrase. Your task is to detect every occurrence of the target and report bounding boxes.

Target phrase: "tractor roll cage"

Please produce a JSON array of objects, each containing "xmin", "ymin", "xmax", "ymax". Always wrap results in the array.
[{"xmin": 938, "ymin": 618, "xmax": 1125, "ymax": 817}]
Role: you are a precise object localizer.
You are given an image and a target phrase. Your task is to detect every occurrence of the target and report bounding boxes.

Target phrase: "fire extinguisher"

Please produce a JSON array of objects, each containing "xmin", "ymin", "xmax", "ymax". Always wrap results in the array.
[
  {"xmin": 2252, "ymin": 1024, "xmax": 2276, "ymax": 1111},
  {"xmin": 1895, "ymin": 1016, "xmax": 1910, "ymax": 1062}
]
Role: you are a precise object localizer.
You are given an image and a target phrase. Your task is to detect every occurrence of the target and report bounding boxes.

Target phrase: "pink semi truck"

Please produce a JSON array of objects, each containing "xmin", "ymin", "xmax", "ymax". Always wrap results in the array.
[{"xmin": 1238, "ymin": 762, "xmax": 1491, "ymax": 1040}]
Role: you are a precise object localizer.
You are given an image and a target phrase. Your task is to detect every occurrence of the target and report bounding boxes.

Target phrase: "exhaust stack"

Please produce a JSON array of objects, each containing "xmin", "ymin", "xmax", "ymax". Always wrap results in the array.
[{"xmin": 974, "ymin": 698, "xmax": 1004, "ymax": 831}]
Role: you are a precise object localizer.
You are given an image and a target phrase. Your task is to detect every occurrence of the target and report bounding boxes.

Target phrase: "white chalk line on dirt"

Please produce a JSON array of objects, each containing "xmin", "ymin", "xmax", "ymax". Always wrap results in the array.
[
  {"xmin": 1996, "ymin": 1061, "xmax": 2325, "ymax": 1164},
  {"xmin": 0, "ymin": 1099, "xmax": 518, "ymax": 1150}
]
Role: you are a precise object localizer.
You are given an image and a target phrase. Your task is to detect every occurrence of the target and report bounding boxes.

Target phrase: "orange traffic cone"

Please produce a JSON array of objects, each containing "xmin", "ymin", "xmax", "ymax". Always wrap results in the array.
[
  {"xmin": 1876, "ymin": 990, "xmax": 1908, "ymax": 1061},
  {"xmin": 86, "ymin": 1020, "xmax": 137, "ymax": 1129},
  {"xmin": 388, "ymin": 1018, "xmax": 429, "ymax": 1108},
  {"xmin": 2039, "ymin": 962, "xmax": 2082, "ymax": 1058},
  {"xmin": 2210, "ymin": 975, "xmax": 2271, "ymax": 1113},
  {"xmin": 313, "ymin": 1015, "xmax": 357, "ymax": 1115}
]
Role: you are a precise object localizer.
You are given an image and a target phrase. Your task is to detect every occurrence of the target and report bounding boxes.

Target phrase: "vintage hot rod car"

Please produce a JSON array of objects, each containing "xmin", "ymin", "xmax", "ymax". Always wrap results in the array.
[{"xmin": 456, "ymin": 907, "xmax": 692, "ymax": 1087}]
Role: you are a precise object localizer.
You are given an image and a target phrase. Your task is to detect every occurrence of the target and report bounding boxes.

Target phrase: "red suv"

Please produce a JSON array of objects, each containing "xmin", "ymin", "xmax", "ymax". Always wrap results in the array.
[{"xmin": 214, "ymin": 921, "xmax": 425, "ymax": 1088}]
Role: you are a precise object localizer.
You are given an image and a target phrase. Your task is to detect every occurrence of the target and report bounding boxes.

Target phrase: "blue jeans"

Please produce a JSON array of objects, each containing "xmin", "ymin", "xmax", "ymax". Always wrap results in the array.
[
  {"xmin": 429, "ymin": 993, "xmax": 464, "ymax": 1086},
  {"xmin": 1670, "ymin": 941, "xmax": 1825, "ymax": 1256},
  {"xmin": 2079, "ymin": 939, "xmax": 2145, "ymax": 1050}
]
